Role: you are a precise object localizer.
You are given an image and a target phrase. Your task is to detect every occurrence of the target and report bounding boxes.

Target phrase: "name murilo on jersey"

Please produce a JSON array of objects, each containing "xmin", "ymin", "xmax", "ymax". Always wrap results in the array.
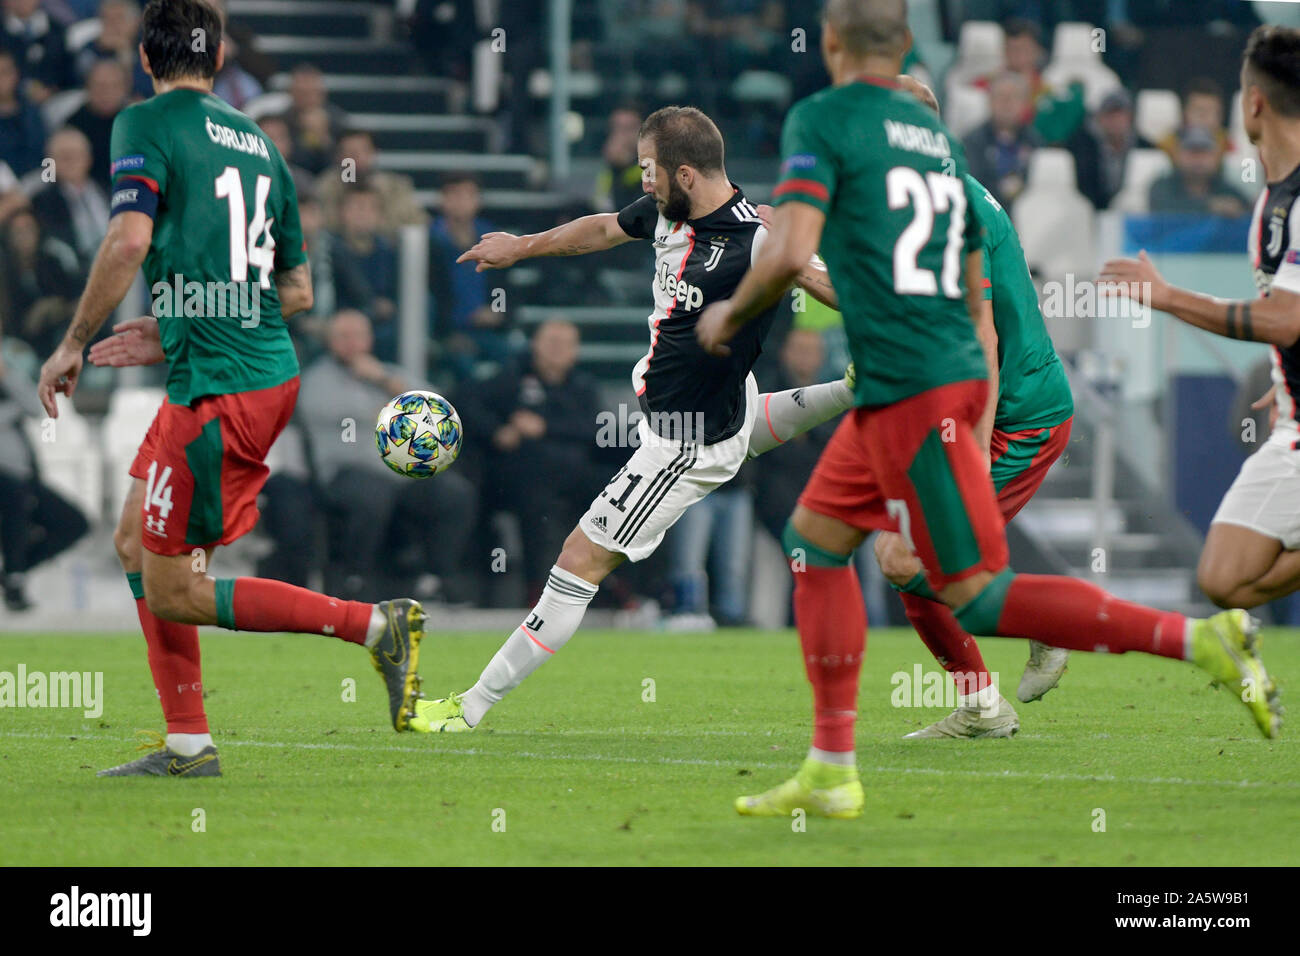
[
  {"xmin": 883, "ymin": 119, "xmax": 952, "ymax": 159},
  {"xmin": 205, "ymin": 116, "xmax": 270, "ymax": 159}
]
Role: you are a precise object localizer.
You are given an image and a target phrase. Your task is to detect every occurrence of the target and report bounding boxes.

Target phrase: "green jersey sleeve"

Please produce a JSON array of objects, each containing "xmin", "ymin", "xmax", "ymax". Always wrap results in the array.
[
  {"xmin": 272, "ymin": 157, "xmax": 306, "ymax": 271},
  {"xmin": 772, "ymin": 100, "xmax": 836, "ymax": 214},
  {"xmin": 108, "ymin": 104, "xmax": 172, "ymax": 218}
]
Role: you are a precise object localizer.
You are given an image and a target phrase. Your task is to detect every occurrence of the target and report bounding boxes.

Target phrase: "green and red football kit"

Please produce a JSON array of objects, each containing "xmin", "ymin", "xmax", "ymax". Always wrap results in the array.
[
  {"xmin": 111, "ymin": 89, "xmax": 374, "ymax": 737},
  {"xmin": 772, "ymin": 77, "xmax": 1187, "ymax": 754}
]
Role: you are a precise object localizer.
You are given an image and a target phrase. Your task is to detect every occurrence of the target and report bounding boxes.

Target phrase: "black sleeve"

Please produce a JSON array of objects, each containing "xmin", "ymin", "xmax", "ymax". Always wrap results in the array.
[{"xmin": 615, "ymin": 194, "xmax": 657, "ymax": 240}]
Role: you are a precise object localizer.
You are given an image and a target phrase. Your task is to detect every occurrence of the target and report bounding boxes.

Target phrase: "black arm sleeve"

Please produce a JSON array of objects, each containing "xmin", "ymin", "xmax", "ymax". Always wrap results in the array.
[{"xmin": 615, "ymin": 194, "xmax": 658, "ymax": 240}]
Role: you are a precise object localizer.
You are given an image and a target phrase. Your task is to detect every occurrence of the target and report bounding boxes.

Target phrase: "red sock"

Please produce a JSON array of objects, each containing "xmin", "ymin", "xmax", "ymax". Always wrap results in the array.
[
  {"xmin": 901, "ymin": 592, "xmax": 991, "ymax": 696},
  {"xmin": 792, "ymin": 565, "xmax": 866, "ymax": 753},
  {"xmin": 224, "ymin": 578, "xmax": 372, "ymax": 644},
  {"xmin": 135, "ymin": 597, "xmax": 208, "ymax": 734},
  {"xmin": 997, "ymin": 574, "xmax": 1188, "ymax": 659}
]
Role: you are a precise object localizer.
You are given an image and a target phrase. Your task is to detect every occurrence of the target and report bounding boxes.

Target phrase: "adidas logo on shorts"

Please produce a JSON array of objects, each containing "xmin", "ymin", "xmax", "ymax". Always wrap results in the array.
[{"xmin": 590, "ymin": 515, "xmax": 608, "ymax": 533}]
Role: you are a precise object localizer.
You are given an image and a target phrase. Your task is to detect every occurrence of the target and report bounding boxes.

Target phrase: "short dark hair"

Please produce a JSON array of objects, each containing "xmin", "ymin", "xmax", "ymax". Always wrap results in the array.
[
  {"xmin": 1003, "ymin": 17, "xmax": 1041, "ymax": 44},
  {"xmin": 1244, "ymin": 25, "xmax": 1300, "ymax": 117},
  {"xmin": 440, "ymin": 171, "xmax": 479, "ymax": 190},
  {"xmin": 638, "ymin": 106, "xmax": 724, "ymax": 177},
  {"xmin": 1185, "ymin": 75, "xmax": 1223, "ymax": 103},
  {"xmin": 822, "ymin": 0, "xmax": 909, "ymax": 57},
  {"xmin": 141, "ymin": 0, "xmax": 222, "ymax": 82}
]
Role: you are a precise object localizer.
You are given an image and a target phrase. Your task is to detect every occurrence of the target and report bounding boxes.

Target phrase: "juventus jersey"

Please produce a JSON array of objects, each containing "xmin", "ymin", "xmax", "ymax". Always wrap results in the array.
[
  {"xmin": 616, "ymin": 187, "xmax": 779, "ymax": 444},
  {"xmin": 1248, "ymin": 167, "xmax": 1300, "ymax": 446}
]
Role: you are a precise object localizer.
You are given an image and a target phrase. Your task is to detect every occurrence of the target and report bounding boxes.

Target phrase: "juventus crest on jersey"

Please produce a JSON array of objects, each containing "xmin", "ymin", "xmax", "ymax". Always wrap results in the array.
[
  {"xmin": 616, "ymin": 187, "xmax": 778, "ymax": 444},
  {"xmin": 1248, "ymin": 173, "xmax": 1300, "ymax": 443}
]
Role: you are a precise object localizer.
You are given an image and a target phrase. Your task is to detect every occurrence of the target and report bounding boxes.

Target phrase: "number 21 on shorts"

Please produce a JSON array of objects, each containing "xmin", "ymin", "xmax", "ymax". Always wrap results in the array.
[{"xmin": 886, "ymin": 498, "xmax": 915, "ymax": 551}]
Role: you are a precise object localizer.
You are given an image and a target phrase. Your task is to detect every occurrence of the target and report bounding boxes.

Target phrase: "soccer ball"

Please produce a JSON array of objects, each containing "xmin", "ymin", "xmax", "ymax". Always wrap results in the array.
[{"xmin": 375, "ymin": 390, "xmax": 463, "ymax": 478}]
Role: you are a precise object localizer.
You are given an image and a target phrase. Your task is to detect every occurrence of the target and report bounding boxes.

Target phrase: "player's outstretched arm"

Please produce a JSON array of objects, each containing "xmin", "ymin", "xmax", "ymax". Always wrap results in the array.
[
  {"xmin": 38, "ymin": 210, "xmax": 153, "ymax": 417},
  {"xmin": 275, "ymin": 261, "xmax": 314, "ymax": 319},
  {"xmin": 87, "ymin": 316, "xmax": 165, "ymax": 368},
  {"xmin": 1100, "ymin": 250, "xmax": 1300, "ymax": 346},
  {"xmin": 457, "ymin": 213, "xmax": 634, "ymax": 272},
  {"xmin": 698, "ymin": 201, "xmax": 825, "ymax": 356},
  {"xmin": 755, "ymin": 203, "xmax": 839, "ymax": 310}
]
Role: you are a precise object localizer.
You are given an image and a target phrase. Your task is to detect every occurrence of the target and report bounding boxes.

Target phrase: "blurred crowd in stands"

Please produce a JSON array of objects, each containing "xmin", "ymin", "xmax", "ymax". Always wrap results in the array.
[{"xmin": 0, "ymin": 0, "xmax": 1289, "ymax": 622}]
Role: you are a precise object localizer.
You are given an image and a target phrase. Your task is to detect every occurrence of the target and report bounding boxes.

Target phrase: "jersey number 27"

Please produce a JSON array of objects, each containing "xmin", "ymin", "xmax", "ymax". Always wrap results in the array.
[{"xmin": 886, "ymin": 167, "xmax": 967, "ymax": 299}]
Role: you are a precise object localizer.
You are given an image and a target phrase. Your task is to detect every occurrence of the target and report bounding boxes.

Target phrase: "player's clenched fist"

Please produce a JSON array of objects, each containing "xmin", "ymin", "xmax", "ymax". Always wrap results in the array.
[
  {"xmin": 457, "ymin": 232, "xmax": 525, "ymax": 271},
  {"xmin": 696, "ymin": 300, "xmax": 738, "ymax": 357}
]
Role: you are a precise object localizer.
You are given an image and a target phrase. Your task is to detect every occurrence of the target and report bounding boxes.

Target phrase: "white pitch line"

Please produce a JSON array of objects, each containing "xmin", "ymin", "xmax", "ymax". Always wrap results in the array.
[{"xmin": 1, "ymin": 730, "xmax": 1294, "ymax": 791}]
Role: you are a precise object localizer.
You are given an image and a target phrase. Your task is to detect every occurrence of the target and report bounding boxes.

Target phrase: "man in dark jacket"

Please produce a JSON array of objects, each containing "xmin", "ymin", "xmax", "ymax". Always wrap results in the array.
[{"xmin": 459, "ymin": 319, "xmax": 607, "ymax": 600}]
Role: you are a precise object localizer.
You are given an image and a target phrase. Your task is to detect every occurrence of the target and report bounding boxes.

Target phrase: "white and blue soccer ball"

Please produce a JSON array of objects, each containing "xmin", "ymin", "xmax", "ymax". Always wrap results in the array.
[{"xmin": 375, "ymin": 390, "xmax": 463, "ymax": 478}]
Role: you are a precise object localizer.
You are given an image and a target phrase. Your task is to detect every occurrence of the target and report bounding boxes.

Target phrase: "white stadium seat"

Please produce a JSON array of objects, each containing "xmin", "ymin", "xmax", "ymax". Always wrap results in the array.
[
  {"xmin": 955, "ymin": 20, "xmax": 1004, "ymax": 75},
  {"xmin": 1042, "ymin": 21, "xmax": 1122, "ymax": 111},
  {"xmin": 1229, "ymin": 89, "xmax": 1250, "ymax": 157},
  {"xmin": 103, "ymin": 387, "xmax": 166, "ymax": 515},
  {"xmin": 1109, "ymin": 148, "xmax": 1173, "ymax": 213},
  {"xmin": 1013, "ymin": 148, "xmax": 1095, "ymax": 283},
  {"xmin": 26, "ymin": 408, "xmax": 103, "ymax": 524},
  {"xmin": 1135, "ymin": 89, "xmax": 1181, "ymax": 145},
  {"xmin": 65, "ymin": 17, "xmax": 102, "ymax": 54},
  {"xmin": 942, "ymin": 83, "xmax": 990, "ymax": 139},
  {"xmin": 41, "ymin": 89, "xmax": 86, "ymax": 131},
  {"xmin": 243, "ymin": 91, "xmax": 291, "ymax": 121}
]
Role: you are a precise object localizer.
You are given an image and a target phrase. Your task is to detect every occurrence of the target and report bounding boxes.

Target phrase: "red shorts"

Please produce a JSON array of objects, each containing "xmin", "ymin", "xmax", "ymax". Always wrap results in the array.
[
  {"xmin": 990, "ymin": 417, "xmax": 1072, "ymax": 523},
  {"xmin": 130, "ymin": 378, "xmax": 299, "ymax": 556},
  {"xmin": 798, "ymin": 379, "xmax": 1009, "ymax": 590}
]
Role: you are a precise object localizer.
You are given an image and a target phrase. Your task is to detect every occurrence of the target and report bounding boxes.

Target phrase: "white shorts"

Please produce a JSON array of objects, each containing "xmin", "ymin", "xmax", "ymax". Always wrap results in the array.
[
  {"xmin": 1211, "ymin": 438, "xmax": 1300, "ymax": 548},
  {"xmin": 580, "ymin": 374, "xmax": 758, "ymax": 561}
]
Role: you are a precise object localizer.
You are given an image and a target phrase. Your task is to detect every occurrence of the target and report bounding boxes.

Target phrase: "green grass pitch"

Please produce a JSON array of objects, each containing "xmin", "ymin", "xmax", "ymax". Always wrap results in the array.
[{"xmin": 1, "ymin": 627, "xmax": 1296, "ymax": 866}]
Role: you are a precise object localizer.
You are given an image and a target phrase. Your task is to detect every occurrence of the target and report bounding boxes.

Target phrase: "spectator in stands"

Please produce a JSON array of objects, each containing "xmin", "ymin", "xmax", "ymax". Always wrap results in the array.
[
  {"xmin": 0, "ymin": 0, "xmax": 74, "ymax": 103},
  {"xmin": 429, "ymin": 172, "xmax": 511, "ymax": 379},
  {"xmin": 753, "ymin": 329, "xmax": 838, "ymax": 543},
  {"xmin": 30, "ymin": 126, "xmax": 108, "ymax": 267},
  {"xmin": 74, "ymin": 0, "xmax": 150, "ymax": 99},
  {"xmin": 984, "ymin": 18, "xmax": 1047, "ymax": 103},
  {"xmin": 1071, "ymin": 88, "xmax": 1155, "ymax": 209},
  {"xmin": 1148, "ymin": 125, "xmax": 1247, "ymax": 217},
  {"xmin": 66, "ymin": 57, "xmax": 127, "ymax": 191},
  {"xmin": 666, "ymin": 464, "xmax": 755, "ymax": 629},
  {"xmin": 297, "ymin": 191, "xmax": 349, "ymax": 336},
  {"xmin": 459, "ymin": 319, "xmax": 605, "ymax": 603},
  {"xmin": 0, "ymin": 159, "xmax": 26, "ymax": 221},
  {"xmin": 331, "ymin": 182, "xmax": 399, "ymax": 362},
  {"xmin": 257, "ymin": 113, "xmax": 315, "ymax": 200},
  {"xmin": 211, "ymin": 32, "xmax": 262, "ymax": 111},
  {"xmin": 0, "ymin": 346, "xmax": 87, "ymax": 611},
  {"xmin": 0, "ymin": 207, "xmax": 80, "ymax": 361},
  {"xmin": 1159, "ymin": 76, "xmax": 1231, "ymax": 162},
  {"xmin": 0, "ymin": 47, "xmax": 44, "ymax": 177},
  {"xmin": 687, "ymin": 1, "xmax": 783, "ymax": 72},
  {"xmin": 593, "ymin": 105, "xmax": 644, "ymax": 213},
  {"xmin": 286, "ymin": 64, "xmax": 346, "ymax": 175},
  {"xmin": 964, "ymin": 70, "xmax": 1043, "ymax": 208},
  {"xmin": 297, "ymin": 309, "xmax": 478, "ymax": 602},
  {"xmin": 315, "ymin": 129, "xmax": 426, "ymax": 238}
]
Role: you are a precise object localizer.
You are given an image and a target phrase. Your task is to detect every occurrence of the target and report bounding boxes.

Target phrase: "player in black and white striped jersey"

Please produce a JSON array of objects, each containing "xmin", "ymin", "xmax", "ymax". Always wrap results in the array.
[{"xmin": 412, "ymin": 106, "xmax": 850, "ymax": 732}]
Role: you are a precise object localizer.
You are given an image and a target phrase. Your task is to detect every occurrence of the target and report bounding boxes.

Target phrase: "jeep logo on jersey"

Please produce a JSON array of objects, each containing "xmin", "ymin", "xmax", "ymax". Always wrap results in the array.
[{"xmin": 656, "ymin": 260, "xmax": 705, "ymax": 310}]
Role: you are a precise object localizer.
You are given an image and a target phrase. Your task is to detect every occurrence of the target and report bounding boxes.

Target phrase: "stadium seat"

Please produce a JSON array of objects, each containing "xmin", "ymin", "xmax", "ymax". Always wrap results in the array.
[
  {"xmin": 731, "ymin": 70, "xmax": 792, "ymax": 107},
  {"xmin": 1012, "ymin": 148, "xmax": 1095, "ymax": 282},
  {"xmin": 102, "ymin": 387, "xmax": 166, "ymax": 515},
  {"xmin": 1135, "ymin": 89, "xmax": 1181, "ymax": 145},
  {"xmin": 243, "ymin": 91, "xmax": 291, "ymax": 121},
  {"xmin": 1042, "ymin": 22, "xmax": 1122, "ymax": 111},
  {"xmin": 943, "ymin": 21, "xmax": 1002, "ymax": 118},
  {"xmin": 65, "ymin": 17, "xmax": 102, "ymax": 54},
  {"xmin": 1108, "ymin": 148, "xmax": 1173, "ymax": 213},
  {"xmin": 25, "ymin": 407, "xmax": 102, "ymax": 524},
  {"xmin": 1228, "ymin": 88, "xmax": 1250, "ymax": 156},
  {"xmin": 41, "ymin": 89, "xmax": 86, "ymax": 132},
  {"xmin": 943, "ymin": 83, "xmax": 990, "ymax": 139}
]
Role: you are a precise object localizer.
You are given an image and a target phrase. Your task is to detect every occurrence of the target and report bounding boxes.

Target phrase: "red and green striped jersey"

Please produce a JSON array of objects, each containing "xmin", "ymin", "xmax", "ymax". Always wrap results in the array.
[
  {"xmin": 109, "ymin": 88, "xmax": 305, "ymax": 406},
  {"xmin": 773, "ymin": 77, "xmax": 986, "ymax": 407},
  {"xmin": 968, "ymin": 174, "xmax": 1073, "ymax": 430}
]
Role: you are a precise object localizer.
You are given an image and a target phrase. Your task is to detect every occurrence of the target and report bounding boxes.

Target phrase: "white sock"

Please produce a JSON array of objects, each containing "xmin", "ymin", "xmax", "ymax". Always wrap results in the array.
[
  {"xmin": 958, "ymin": 681, "xmax": 1001, "ymax": 714},
  {"xmin": 364, "ymin": 606, "xmax": 386, "ymax": 648},
  {"xmin": 461, "ymin": 566, "xmax": 599, "ymax": 726},
  {"xmin": 167, "ymin": 732, "xmax": 213, "ymax": 756},
  {"xmin": 808, "ymin": 746, "xmax": 856, "ymax": 766},
  {"xmin": 747, "ymin": 379, "xmax": 853, "ymax": 458}
]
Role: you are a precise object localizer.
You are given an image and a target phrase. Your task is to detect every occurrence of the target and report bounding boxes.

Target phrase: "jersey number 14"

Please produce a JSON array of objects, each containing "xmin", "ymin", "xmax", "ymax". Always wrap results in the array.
[{"xmin": 214, "ymin": 166, "xmax": 276, "ymax": 288}]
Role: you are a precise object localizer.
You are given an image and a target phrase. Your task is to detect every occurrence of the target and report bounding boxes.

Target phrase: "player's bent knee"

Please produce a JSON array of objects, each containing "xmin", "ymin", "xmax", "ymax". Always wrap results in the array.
[
  {"xmin": 112, "ymin": 522, "xmax": 141, "ymax": 569},
  {"xmin": 950, "ymin": 569, "xmax": 1015, "ymax": 634},
  {"xmin": 556, "ymin": 527, "xmax": 620, "ymax": 586},
  {"xmin": 1196, "ymin": 567, "xmax": 1239, "ymax": 609}
]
